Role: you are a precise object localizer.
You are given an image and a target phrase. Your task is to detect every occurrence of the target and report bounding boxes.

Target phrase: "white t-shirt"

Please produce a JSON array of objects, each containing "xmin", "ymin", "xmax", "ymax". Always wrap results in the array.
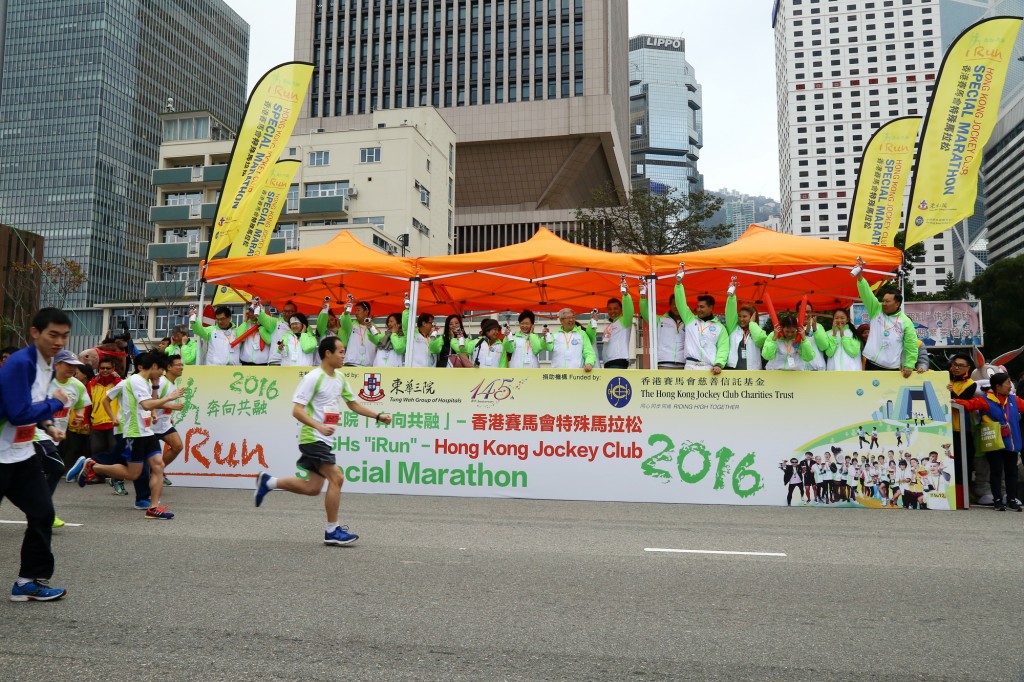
[
  {"xmin": 152, "ymin": 376, "xmax": 180, "ymax": 434},
  {"xmin": 122, "ymin": 374, "xmax": 156, "ymax": 438},
  {"xmin": 293, "ymin": 368, "xmax": 356, "ymax": 446},
  {"xmin": 0, "ymin": 352, "xmax": 55, "ymax": 463},
  {"xmin": 49, "ymin": 376, "xmax": 90, "ymax": 436}
]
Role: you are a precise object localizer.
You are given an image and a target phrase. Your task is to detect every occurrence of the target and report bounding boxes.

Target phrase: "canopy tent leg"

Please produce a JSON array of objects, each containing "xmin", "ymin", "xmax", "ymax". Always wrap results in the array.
[
  {"xmin": 647, "ymin": 275, "xmax": 659, "ymax": 371},
  {"xmin": 405, "ymin": 278, "xmax": 420, "ymax": 368}
]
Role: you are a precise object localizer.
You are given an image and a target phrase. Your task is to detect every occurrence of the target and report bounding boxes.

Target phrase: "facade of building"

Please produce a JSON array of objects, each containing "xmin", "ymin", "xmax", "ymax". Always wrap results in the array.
[
  {"xmin": 293, "ymin": 0, "xmax": 629, "ymax": 254},
  {"xmin": 982, "ymin": 101, "xmax": 1024, "ymax": 264},
  {"xmin": 771, "ymin": 0, "xmax": 1024, "ymax": 294},
  {"xmin": 725, "ymin": 200, "xmax": 756, "ymax": 242},
  {"xmin": 627, "ymin": 34, "xmax": 703, "ymax": 197},
  {"xmin": 0, "ymin": 223, "xmax": 43, "ymax": 346},
  {"xmin": 99, "ymin": 107, "xmax": 456, "ymax": 342},
  {"xmin": 0, "ymin": 0, "xmax": 248, "ymax": 336}
]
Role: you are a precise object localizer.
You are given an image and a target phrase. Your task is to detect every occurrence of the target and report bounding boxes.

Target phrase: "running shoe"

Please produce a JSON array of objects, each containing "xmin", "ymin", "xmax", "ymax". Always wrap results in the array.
[
  {"xmin": 10, "ymin": 579, "xmax": 66, "ymax": 602},
  {"xmin": 111, "ymin": 480, "xmax": 128, "ymax": 496},
  {"xmin": 324, "ymin": 526, "xmax": 358, "ymax": 546},
  {"xmin": 163, "ymin": 477, "xmax": 173, "ymax": 487},
  {"xmin": 144, "ymin": 505, "xmax": 175, "ymax": 520},
  {"xmin": 52, "ymin": 516, "xmax": 65, "ymax": 529},
  {"xmin": 254, "ymin": 472, "xmax": 272, "ymax": 508},
  {"xmin": 74, "ymin": 459, "xmax": 94, "ymax": 487},
  {"xmin": 65, "ymin": 456, "xmax": 87, "ymax": 483},
  {"xmin": 134, "ymin": 499, "xmax": 151, "ymax": 510}
]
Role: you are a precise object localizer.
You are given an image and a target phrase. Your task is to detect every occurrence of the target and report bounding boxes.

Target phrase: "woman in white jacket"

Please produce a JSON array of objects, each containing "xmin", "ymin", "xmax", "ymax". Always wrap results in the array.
[{"xmin": 823, "ymin": 308, "xmax": 862, "ymax": 372}]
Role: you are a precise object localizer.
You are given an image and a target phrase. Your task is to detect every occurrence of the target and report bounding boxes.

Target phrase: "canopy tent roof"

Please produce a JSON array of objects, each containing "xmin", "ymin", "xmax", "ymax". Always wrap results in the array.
[
  {"xmin": 648, "ymin": 225, "xmax": 903, "ymax": 311},
  {"xmin": 413, "ymin": 228, "xmax": 651, "ymax": 317},
  {"xmin": 203, "ymin": 231, "xmax": 416, "ymax": 312},
  {"xmin": 201, "ymin": 225, "xmax": 903, "ymax": 317}
]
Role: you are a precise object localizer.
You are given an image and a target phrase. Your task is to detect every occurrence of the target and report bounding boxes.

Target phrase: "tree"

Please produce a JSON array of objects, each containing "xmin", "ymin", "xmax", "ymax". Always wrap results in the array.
[
  {"xmin": 968, "ymin": 255, "xmax": 1024, "ymax": 376},
  {"xmin": 0, "ymin": 257, "xmax": 88, "ymax": 346},
  {"xmin": 571, "ymin": 185, "xmax": 730, "ymax": 254}
]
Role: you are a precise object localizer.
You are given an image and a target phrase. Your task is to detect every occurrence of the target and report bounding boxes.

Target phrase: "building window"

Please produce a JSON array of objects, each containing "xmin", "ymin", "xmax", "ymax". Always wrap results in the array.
[
  {"xmin": 359, "ymin": 147, "xmax": 382, "ymax": 163},
  {"xmin": 309, "ymin": 150, "xmax": 330, "ymax": 166},
  {"xmin": 420, "ymin": 187, "xmax": 431, "ymax": 206},
  {"xmin": 305, "ymin": 181, "xmax": 349, "ymax": 197},
  {"xmin": 286, "ymin": 184, "xmax": 299, "ymax": 212},
  {"xmin": 412, "ymin": 217, "xmax": 430, "ymax": 235}
]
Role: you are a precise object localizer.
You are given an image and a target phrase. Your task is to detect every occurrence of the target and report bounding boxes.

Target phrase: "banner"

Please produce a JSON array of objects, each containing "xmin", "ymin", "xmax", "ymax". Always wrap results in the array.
[
  {"xmin": 904, "ymin": 16, "xmax": 1023, "ymax": 248},
  {"xmin": 206, "ymin": 62, "xmax": 313, "ymax": 261},
  {"xmin": 212, "ymin": 160, "xmax": 300, "ymax": 305},
  {"xmin": 852, "ymin": 300, "xmax": 983, "ymax": 348},
  {"xmin": 845, "ymin": 116, "xmax": 920, "ymax": 247},
  {"xmin": 166, "ymin": 368, "xmax": 957, "ymax": 510}
]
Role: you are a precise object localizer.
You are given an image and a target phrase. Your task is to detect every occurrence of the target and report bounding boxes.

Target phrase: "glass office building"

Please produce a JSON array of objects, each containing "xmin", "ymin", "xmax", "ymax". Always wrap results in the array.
[
  {"xmin": 0, "ymin": 0, "xmax": 248, "ymax": 333},
  {"xmin": 628, "ymin": 34, "xmax": 704, "ymax": 196}
]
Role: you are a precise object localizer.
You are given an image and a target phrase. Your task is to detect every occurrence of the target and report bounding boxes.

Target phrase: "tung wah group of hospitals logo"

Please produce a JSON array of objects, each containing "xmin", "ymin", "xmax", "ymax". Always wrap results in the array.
[{"xmin": 359, "ymin": 373, "xmax": 385, "ymax": 402}]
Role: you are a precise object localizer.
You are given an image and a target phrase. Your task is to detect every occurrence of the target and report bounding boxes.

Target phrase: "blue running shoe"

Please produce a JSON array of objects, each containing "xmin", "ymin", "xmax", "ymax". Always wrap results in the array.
[
  {"xmin": 254, "ymin": 472, "xmax": 272, "ymax": 508},
  {"xmin": 66, "ymin": 456, "xmax": 86, "ymax": 483},
  {"xmin": 11, "ymin": 580, "xmax": 66, "ymax": 602},
  {"xmin": 134, "ymin": 499, "xmax": 151, "ymax": 510},
  {"xmin": 324, "ymin": 526, "xmax": 358, "ymax": 546}
]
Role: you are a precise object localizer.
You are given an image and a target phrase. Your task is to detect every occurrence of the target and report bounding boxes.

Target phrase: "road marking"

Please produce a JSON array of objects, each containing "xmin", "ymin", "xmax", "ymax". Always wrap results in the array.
[
  {"xmin": 0, "ymin": 520, "xmax": 83, "ymax": 527},
  {"xmin": 644, "ymin": 547, "xmax": 786, "ymax": 557}
]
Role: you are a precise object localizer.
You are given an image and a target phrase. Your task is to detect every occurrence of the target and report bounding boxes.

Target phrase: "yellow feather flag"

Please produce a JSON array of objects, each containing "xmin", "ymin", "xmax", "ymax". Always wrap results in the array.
[
  {"xmin": 212, "ymin": 160, "xmax": 301, "ymax": 305},
  {"xmin": 844, "ymin": 116, "xmax": 920, "ymax": 247},
  {"xmin": 206, "ymin": 62, "xmax": 313, "ymax": 262},
  {"xmin": 904, "ymin": 16, "xmax": 1022, "ymax": 248}
]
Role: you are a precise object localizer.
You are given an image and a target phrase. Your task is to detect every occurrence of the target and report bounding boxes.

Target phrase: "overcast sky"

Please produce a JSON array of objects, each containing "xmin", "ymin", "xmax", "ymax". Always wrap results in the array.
[{"xmin": 222, "ymin": 0, "xmax": 779, "ymax": 200}]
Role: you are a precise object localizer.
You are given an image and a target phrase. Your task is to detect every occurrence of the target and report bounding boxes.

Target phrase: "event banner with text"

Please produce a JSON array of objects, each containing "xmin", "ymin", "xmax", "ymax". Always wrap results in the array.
[{"xmin": 168, "ymin": 368, "xmax": 957, "ymax": 510}]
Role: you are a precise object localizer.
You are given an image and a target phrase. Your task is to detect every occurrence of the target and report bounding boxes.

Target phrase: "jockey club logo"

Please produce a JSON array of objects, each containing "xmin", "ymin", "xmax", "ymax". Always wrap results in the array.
[{"xmin": 359, "ymin": 373, "xmax": 385, "ymax": 402}]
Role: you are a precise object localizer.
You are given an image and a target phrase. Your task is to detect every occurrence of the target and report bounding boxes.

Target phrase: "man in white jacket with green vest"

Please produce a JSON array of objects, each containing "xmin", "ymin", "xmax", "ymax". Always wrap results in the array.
[{"xmin": 856, "ymin": 272, "xmax": 918, "ymax": 376}]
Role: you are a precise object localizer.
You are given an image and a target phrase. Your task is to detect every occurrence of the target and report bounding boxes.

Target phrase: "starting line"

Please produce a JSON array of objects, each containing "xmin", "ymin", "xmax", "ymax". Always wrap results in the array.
[
  {"xmin": 644, "ymin": 547, "xmax": 787, "ymax": 557},
  {"xmin": 0, "ymin": 519, "xmax": 83, "ymax": 527}
]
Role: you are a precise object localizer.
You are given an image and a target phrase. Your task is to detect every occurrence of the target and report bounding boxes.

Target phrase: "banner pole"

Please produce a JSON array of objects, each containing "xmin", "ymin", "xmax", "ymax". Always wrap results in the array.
[{"xmin": 954, "ymin": 403, "xmax": 970, "ymax": 510}]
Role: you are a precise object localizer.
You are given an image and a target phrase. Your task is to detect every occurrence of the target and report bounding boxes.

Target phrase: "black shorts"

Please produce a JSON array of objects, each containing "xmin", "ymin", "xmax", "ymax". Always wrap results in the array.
[
  {"xmin": 296, "ymin": 441, "xmax": 336, "ymax": 475},
  {"xmin": 155, "ymin": 426, "xmax": 178, "ymax": 440},
  {"xmin": 127, "ymin": 435, "xmax": 162, "ymax": 463}
]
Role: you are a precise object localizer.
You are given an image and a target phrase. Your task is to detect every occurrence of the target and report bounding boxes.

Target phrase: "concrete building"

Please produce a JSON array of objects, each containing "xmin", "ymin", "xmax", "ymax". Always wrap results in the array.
[
  {"xmin": 770, "ymin": 0, "xmax": 1024, "ymax": 294},
  {"xmin": 0, "ymin": 223, "xmax": 43, "ymax": 346},
  {"xmin": 627, "ymin": 34, "xmax": 704, "ymax": 197},
  {"xmin": 982, "ymin": 101, "xmax": 1024, "ymax": 264},
  {"xmin": 293, "ymin": 0, "xmax": 629, "ymax": 254},
  {"xmin": 0, "ymin": 0, "xmax": 248, "ymax": 337},
  {"xmin": 725, "ymin": 200, "xmax": 756, "ymax": 242},
  {"xmin": 99, "ymin": 107, "xmax": 456, "ymax": 342}
]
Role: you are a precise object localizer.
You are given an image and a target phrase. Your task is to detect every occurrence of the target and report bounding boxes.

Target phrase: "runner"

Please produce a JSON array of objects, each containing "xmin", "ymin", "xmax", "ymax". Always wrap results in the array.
[
  {"xmin": 254, "ymin": 336, "xmax": 393, "ymax": 545},
  {"xmin": 0, "ymin": 308, "xmax": 72, "ymax": 601},
  {"xmin": 67, "ymin": 353, "xmax": 183, "ymax": 519},
  {"xmin": 154, "ymin": 354, "xmax": 185, "ymax": 485},
  {"xmin": 40, "ymin": 350, "xmax": 92, "ymax": 528}
]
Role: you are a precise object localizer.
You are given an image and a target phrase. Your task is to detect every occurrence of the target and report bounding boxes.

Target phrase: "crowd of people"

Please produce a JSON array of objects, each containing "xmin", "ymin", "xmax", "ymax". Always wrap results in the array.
[
  {"xmin": 1, "ymin": 262, "xmax": 1022, "ymax": 603},
  {"xmin": 781, "ymin": 448, "xmax": 954, "ymax": 509},
  {"xmin": 167, "ymin": 267, "xmax": 927, "ymax": 375}
]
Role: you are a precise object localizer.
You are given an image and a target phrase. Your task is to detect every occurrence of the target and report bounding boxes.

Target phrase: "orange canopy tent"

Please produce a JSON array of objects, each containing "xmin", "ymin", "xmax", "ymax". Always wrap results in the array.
[
  {"xmin": 414, "ymin": 227, "xmax": 651, "ymax": 317},
  {"xmin": 200, "ymin": 224, "xmax": 902, "ymax": 316},
  {"xmin": 647, "ymin": 224, "xmax": 903, "ymax": 311},
  {"xmin": 202, "ymin": 231, "xmax": 416, "ymax": 312}
]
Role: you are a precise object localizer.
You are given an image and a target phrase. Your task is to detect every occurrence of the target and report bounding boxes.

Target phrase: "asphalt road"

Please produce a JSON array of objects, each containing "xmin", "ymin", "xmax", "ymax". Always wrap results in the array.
[{"xmin": 0, "ymin": 484, "xmax": 1021, "ymax": 682}]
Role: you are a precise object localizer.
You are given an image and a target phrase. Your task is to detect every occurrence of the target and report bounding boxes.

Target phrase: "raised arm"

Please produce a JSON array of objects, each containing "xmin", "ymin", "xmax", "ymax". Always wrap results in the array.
[
  {"xmin": 725, "ymin": 293, "xmax": 738, "ymax": 334},
  {"xmin": 675, "ymin": 282, "xmax": 695, "ymax": 324},
  {"xmin": 857, "ymin": 276, "xmax": 881, "ymax": 318}
]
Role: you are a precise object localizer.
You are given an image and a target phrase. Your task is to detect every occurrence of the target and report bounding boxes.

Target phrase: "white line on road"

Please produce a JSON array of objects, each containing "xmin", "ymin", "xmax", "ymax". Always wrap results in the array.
[
  {"xmin": 0, "ymin": 520, "xmax": 83, "ymax": 527},
  {"xmin": 644, "ymin": 547, "xmax": 786, "ymax": 557}
]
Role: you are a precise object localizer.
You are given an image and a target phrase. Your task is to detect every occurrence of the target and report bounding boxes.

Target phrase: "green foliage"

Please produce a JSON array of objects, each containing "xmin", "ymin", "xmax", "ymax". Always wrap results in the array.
[
  {"xmin": 969, "ymin": 255, "xmax": 1024, "ymax": 374},
  {"xmin": 571, "ymin": 185, "xmax": 730, "ymax": 255}
]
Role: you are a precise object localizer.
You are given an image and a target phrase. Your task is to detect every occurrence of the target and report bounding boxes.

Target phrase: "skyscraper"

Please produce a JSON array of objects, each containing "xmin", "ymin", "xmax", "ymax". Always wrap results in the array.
[
  {"xmin": 0, "ymin": 0, "xmax": 248, "ymax": 334},
  {"xmin": 771, "ymin": 0, "xmax": 1021, "ymax": 293},
  {"xmin": 725, "ymin": 200, "xmax": 755, "ymax": 242},
  {"xmin": 293, "ymin": 0, "xmax": 629, "ymax": 253},
  {"xmin": 627, "ymin": 34, "xmax": 704, "ymax": 196}
]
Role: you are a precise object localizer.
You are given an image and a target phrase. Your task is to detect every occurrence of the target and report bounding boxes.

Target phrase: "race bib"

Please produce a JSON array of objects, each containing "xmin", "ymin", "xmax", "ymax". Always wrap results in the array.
[
  {"xmin": 324, "ymin": 412, "xmax": 339, "ymax": 425},
  {"xmin": 53, "ymin": 407, "xmax": 70, "ymax": 419},
  {"xmin": 143, "ymin": 416, "xmax": 151, "ymax": 429},
  {"xmin": 14, "ymin": 425, "xmax": 35, "ymax": 443}
]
